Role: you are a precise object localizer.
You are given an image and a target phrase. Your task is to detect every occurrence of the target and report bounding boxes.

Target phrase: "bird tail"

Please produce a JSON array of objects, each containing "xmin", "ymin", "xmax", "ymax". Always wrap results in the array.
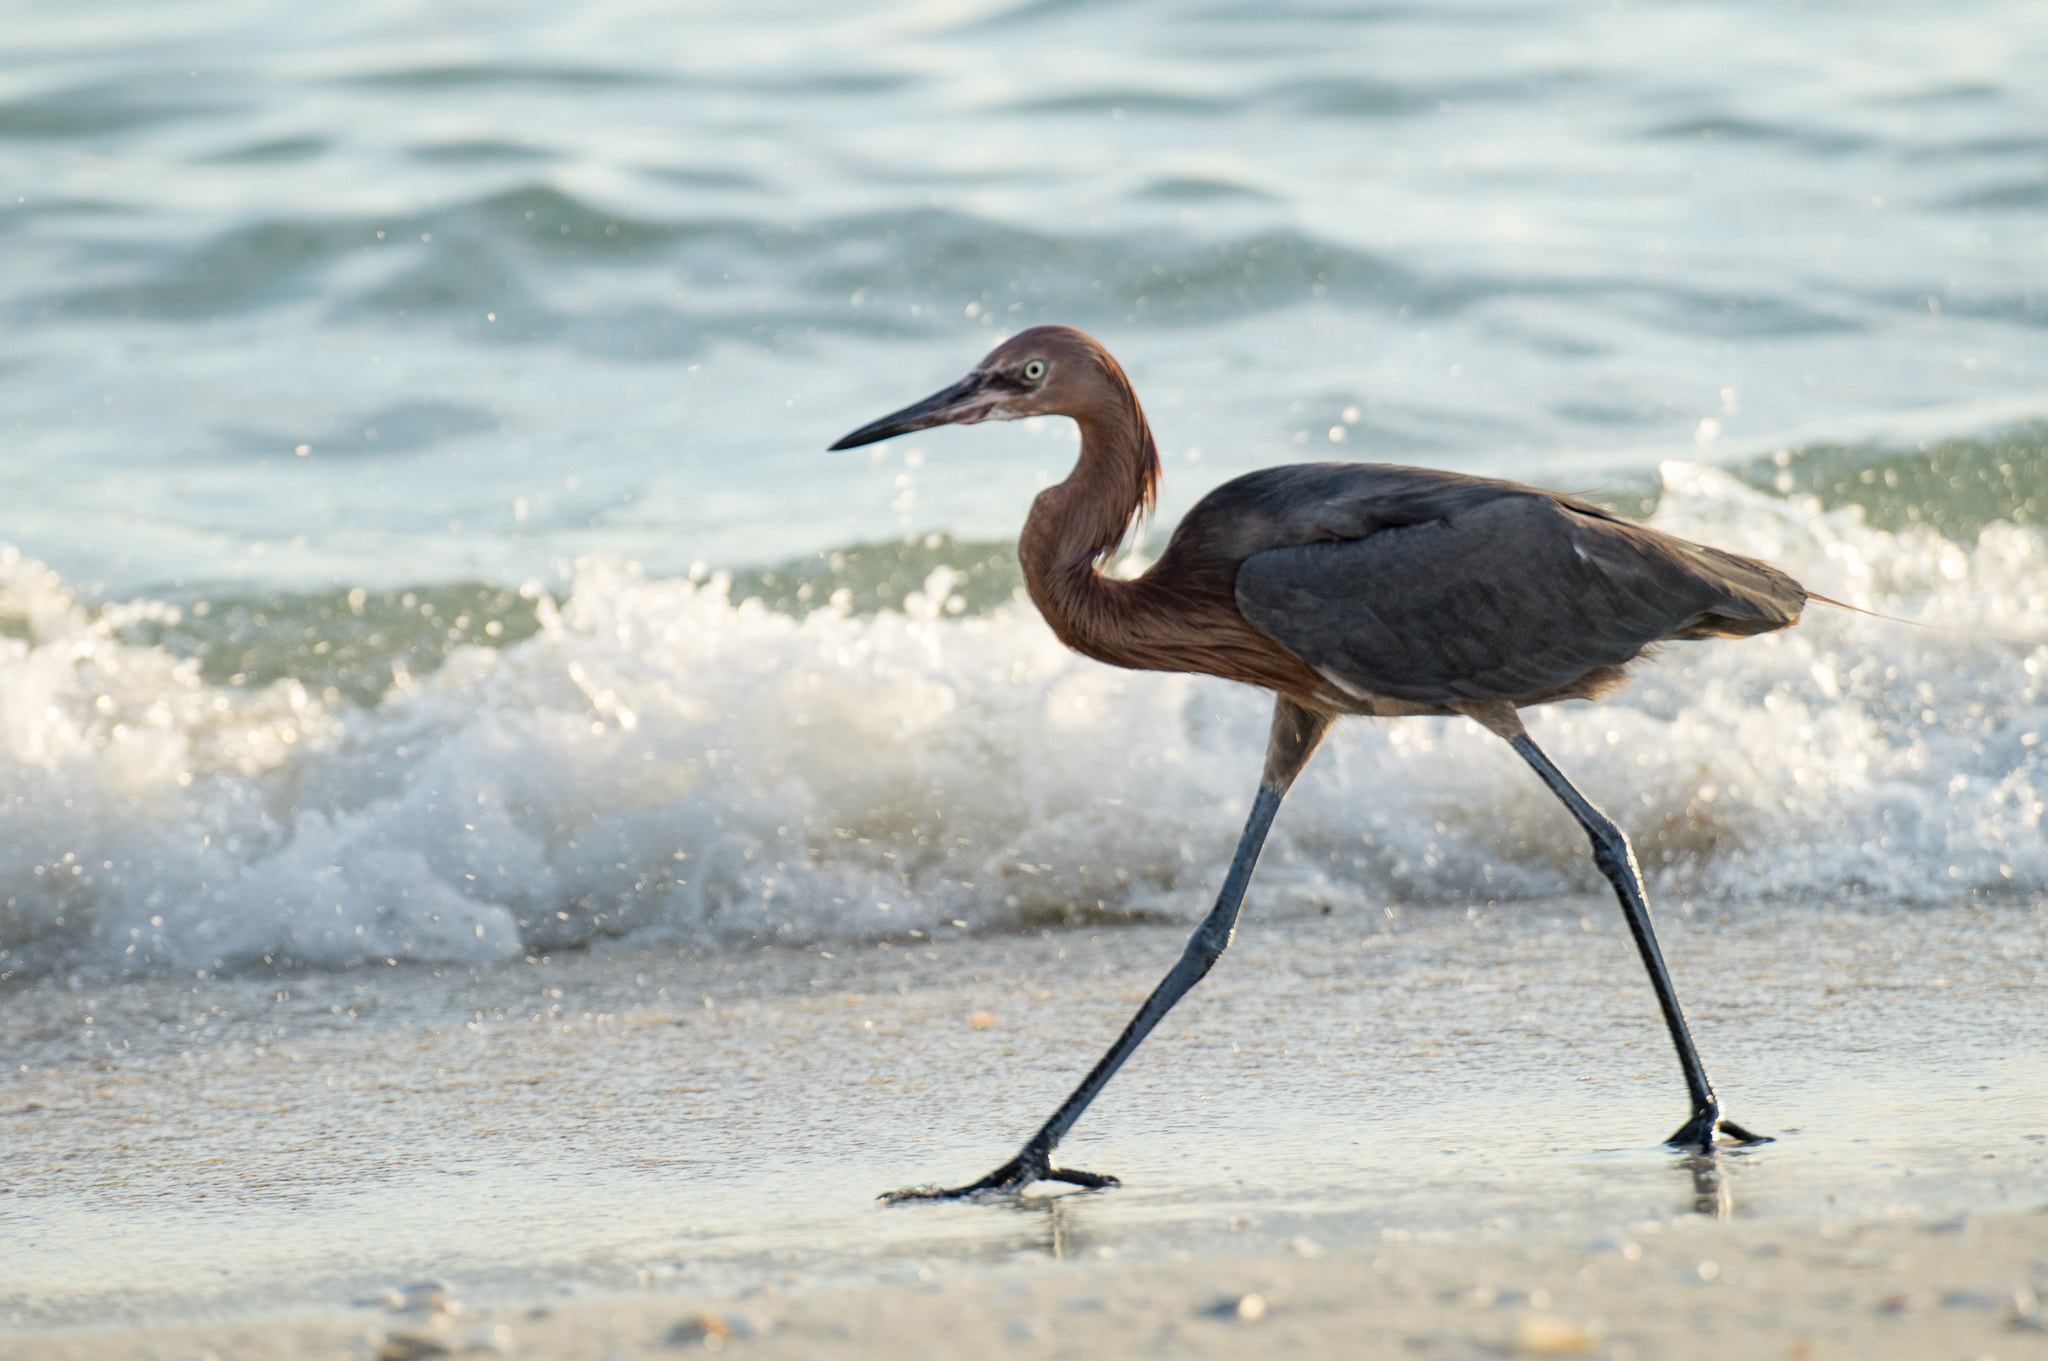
[{"xmin": 1808, "ymin": 592, "xmax": 2044, "ymax": 647}]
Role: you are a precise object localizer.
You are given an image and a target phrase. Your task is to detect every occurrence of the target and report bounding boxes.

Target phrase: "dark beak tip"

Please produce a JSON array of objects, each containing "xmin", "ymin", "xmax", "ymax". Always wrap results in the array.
[
  {"xmin": 827, "ymin": 424, "xmax": 892, "ymax": 451},
  {"xmin": 826, "ymin": 371, "xmax": 991, "ymax": 453}
]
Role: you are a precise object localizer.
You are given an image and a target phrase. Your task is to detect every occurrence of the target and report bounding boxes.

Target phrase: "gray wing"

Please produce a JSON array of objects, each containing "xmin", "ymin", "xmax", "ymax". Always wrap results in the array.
[{"xmin": 1233, "ymin": 489, "xmax": 1805, "ymax": 704}]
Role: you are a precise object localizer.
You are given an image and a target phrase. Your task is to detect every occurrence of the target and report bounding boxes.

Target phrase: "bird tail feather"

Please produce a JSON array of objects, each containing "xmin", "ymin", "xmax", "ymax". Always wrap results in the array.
[{"xmin": 1807, "ymin": 592, "xmax": 2044, "ymax": 647}]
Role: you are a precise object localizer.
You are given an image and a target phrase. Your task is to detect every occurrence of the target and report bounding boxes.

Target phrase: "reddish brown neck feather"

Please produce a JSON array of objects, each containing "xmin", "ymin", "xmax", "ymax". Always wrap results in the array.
[{"xmin": 1018, "ymin": 346, "xmax": 1329, "ymax": 708}]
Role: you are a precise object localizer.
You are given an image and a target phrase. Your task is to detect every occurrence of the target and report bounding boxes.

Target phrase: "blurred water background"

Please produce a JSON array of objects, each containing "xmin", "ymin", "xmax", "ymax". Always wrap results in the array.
[{"xmin": 2, "ymin": 0, "xmax": 2046, "ymax": 978}]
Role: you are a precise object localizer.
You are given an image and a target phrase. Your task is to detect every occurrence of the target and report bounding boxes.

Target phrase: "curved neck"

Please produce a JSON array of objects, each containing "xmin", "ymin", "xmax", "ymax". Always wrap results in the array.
[{"xmin": 1018, "ymin": 392, "xmax": 1161, "ymax": 651}]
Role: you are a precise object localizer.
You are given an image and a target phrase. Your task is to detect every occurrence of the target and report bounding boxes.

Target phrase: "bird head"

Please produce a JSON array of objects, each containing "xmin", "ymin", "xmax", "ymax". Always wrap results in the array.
[{"xmin": 827, "ymin": 325, "xmax": 1111, "ymax": 450}]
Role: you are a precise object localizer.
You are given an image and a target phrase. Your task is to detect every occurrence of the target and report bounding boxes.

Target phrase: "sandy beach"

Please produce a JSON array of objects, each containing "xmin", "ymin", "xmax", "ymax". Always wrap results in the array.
[
  {"xmin": 8, "ymin": 898, "xmax": 2045, "ymax": 1357},
  {"xmin": 15, "ymin": 1206, "xmax": 2048, "ymax": 1360}
]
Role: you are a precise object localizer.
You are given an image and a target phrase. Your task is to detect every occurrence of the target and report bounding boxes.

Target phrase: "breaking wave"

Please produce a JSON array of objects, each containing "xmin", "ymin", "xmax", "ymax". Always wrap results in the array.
[{"xmin": 3, "ymin": 462, "xmax": 2045, "ymax": 980}]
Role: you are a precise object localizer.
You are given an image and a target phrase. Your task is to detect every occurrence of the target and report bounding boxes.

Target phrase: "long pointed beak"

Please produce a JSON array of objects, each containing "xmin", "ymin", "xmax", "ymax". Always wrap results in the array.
[{"xmin": 828, "ymin": 371, "xmax": 1004, "ymax": 450}]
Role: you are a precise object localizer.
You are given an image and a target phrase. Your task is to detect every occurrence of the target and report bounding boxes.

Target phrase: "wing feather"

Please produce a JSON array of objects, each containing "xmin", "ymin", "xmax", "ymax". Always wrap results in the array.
[{"xmin": 1234, "ymin": 489, "xmax": 1804, "ymax": 704}]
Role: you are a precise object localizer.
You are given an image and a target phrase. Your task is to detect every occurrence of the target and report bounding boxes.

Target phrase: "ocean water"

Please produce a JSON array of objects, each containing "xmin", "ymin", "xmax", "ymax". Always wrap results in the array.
[{"xmin": 2, "ymin": 0, "xmax": 2046, "ymax": 984}]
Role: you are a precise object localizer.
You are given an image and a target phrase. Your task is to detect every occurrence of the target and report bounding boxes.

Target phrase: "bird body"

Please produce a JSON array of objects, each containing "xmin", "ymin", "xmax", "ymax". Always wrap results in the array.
[
  {"xmin": 1047, "ymin": 460, "xmax": 1806, "ymax": 715},
  {"xmin": 831, "ymin": 325, "xmax": 1800, "ymax": 1199}
]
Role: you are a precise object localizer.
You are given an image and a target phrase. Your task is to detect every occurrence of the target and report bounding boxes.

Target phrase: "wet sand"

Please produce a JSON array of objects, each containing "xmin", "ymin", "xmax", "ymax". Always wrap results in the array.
[{"xmin": 5, "ymin": 897, "xmax": 2046, "ymax": 1352}]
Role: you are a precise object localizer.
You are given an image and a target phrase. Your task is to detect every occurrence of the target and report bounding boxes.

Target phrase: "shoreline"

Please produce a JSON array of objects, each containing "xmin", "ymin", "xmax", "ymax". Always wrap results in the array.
[{"xmin": 7, "ymin": 898, "xmax": 2045, "ymax": 1346}]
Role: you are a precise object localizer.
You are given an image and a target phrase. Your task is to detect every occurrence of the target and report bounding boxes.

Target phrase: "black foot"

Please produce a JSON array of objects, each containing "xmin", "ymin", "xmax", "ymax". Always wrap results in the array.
[
  {"xmin": 1665, "ymin": 1107, "xmax": 1775, "ymax": 1151},
  {"xmin": 880, "ymin": 1149, "xmax": 1121, "ymax": 1204},
  {"xmin": 1714, "ymin": 1118, "xmax": 1774, "ymax": 1146}
]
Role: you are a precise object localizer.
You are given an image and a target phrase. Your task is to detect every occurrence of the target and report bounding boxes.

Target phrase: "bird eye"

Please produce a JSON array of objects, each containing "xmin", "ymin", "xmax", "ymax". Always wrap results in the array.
[{"xmin": 1022, "ymin": 360, "xmax": 1047, "ymax": 382}]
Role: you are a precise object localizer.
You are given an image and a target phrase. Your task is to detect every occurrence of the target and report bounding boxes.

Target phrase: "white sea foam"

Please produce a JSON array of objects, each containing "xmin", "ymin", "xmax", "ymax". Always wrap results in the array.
[{"xmin": 3, "ymin": 465, "xmax": 2045, "ymax": 978}]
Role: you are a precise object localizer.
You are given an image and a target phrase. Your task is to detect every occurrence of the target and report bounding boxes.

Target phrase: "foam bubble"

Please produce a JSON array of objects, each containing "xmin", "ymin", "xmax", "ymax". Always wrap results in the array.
[{"xmin": 3, "ymin": 464, "xmax": 2045, "ymax": 980}]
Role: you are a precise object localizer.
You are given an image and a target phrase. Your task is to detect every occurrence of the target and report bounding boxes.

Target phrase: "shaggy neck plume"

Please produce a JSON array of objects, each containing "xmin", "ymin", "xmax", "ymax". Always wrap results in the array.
[{"xmin": 1017, "ymin": 352, "xmax": 1161, "ymax": 654}]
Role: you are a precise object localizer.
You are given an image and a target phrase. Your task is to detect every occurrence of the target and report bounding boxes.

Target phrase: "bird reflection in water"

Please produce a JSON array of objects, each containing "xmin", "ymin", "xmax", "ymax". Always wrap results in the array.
[
  {"xmin": 1011, "ymin": 1191, "xmax": 1082, "ymax": 1261},
  {"xmin": 1680, "ymin": 1151, "xmax": 1735, "ymax": 1221}
]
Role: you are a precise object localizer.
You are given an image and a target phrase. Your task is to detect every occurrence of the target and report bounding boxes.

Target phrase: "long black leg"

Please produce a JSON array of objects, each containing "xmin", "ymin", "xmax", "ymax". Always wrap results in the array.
[
  {"xmin": 884, "ymin": 699, "xmax": 1332, "ymax": 1202},
  {"xmin": 1508, "ymin": 733, "xmax": 1769, "ymax": 1150}
]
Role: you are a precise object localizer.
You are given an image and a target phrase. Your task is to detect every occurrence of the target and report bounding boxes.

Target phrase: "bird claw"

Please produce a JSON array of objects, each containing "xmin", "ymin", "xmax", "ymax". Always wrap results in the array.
[
  {"xmin": 879, "ymin": 1150, "xmax": 1121, "ymax": 1204},
  {"xmin": 1665, "ymin": 1107, "xmax": 1774, "ymax": 1151}
]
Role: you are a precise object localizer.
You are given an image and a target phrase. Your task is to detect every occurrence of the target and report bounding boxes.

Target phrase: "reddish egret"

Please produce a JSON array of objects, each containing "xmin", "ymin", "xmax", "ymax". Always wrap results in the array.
[{"xmin": 830, "ymin": 325, "xmax": 1802, "ymax": 1199}]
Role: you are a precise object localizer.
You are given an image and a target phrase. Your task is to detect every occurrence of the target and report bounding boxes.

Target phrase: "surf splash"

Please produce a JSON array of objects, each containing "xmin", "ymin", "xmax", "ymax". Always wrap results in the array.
[{"xmin": 3, "ymin": 462, "xmax": 2044, "ymax": 980}]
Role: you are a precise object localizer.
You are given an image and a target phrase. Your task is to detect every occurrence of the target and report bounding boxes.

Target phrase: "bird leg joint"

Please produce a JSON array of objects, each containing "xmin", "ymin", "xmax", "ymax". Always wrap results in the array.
[
  {"xmin": 1187, "ymin": 921, "xmax": 1234, "ymax": 966},
  {"xmin": 1580, "ymin": 815, "xmax": 1638, "ymax": 877},
  {"xmin": 1590, "ymin": 834, "xmax": 1635, "ymax": 879}
]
